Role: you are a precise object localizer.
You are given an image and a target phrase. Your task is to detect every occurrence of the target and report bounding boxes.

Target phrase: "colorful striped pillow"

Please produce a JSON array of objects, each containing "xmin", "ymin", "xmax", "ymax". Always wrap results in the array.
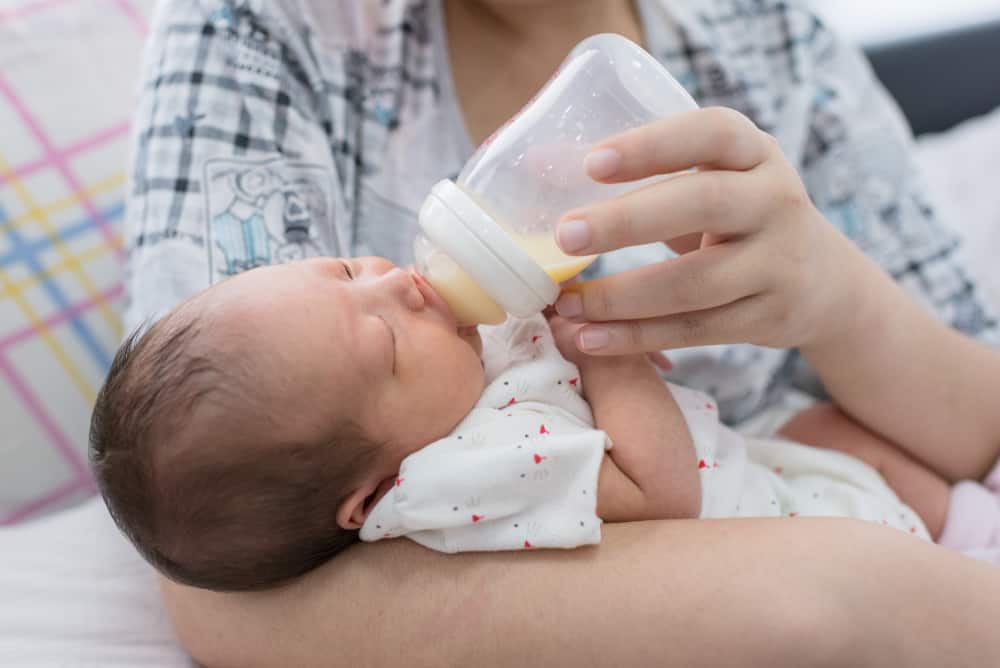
[{"xmin": 0, "ymin": 0, "xmax": 153, "ymax": 524}]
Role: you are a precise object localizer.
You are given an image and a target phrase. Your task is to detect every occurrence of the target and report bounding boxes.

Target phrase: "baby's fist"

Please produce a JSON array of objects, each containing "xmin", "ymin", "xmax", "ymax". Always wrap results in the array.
[{"xmin": 546, "ymin": 314, "xmax": 587, "ymax": 365}]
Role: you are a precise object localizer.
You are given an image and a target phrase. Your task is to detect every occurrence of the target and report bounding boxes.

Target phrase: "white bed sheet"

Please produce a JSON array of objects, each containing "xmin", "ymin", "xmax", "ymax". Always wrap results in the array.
[{"xmin": 0, "ymin": 497, "xmax": 193, "ymax": 667}]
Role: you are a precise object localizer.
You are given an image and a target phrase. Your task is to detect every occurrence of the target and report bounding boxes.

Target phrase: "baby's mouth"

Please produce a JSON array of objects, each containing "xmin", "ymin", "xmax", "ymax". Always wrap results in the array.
[{"xmin": 409, "ymin": 268, "xmax": 457, "ymax": 324}]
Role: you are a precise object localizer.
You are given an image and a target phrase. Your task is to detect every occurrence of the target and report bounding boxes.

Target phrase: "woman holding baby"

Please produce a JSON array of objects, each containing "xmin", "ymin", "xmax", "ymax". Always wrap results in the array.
[{"xmin": 124, "ymin": 0, "xmax": 1000, "ymax": 665}]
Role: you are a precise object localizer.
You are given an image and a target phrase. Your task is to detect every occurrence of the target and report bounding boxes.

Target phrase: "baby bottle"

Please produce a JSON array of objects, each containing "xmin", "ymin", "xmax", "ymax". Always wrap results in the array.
[{"xmin": 414, "ymin": 33, "xmax": 699, "ymax": 326}]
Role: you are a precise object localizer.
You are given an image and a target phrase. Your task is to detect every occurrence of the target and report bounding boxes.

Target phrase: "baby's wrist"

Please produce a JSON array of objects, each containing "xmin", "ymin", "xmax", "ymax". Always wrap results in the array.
[{"xmin": 577, "ymin": 351, "xmax": 651, "ymax": 374}]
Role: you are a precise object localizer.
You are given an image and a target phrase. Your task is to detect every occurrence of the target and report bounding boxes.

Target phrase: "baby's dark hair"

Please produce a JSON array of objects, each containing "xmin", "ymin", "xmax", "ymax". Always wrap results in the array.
[{"xmin": 90, "ymin": 310, "xmax": 378, "ymax": 592}]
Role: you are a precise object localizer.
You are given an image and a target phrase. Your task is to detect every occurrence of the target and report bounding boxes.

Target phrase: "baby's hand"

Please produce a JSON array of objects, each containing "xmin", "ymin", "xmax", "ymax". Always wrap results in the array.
[
  {"xmin": 646, "ymin": 351, "xmax": 673, "ymax": 373},
  {"xmin": 547, "ymin": 314, "xmax": 588, "ymax": 366}
]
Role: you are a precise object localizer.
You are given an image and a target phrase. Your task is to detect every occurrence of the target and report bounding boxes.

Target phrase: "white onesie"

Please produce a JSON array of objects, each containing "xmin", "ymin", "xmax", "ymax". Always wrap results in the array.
[
  {"xmin": 360, "ymin": 316, "xmax": 929, "ymax": 552},
  {"xmin": 360, "ymin": 316, "xmax": 609, "ymax": 552}
]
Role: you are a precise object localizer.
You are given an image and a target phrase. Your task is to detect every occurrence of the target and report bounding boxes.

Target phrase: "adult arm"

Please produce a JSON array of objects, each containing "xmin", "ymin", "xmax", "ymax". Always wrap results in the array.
[
  {"xmin": 161, "ymin": 518, "xmax": 1000, "ymax": 668},
  {"xmin": 800, "ymin": 248, "xmax": 1000, "ymax": 481},
  {"xmin": 550, "ymin": 7, "xmax": 1000, "ymax": 481}
]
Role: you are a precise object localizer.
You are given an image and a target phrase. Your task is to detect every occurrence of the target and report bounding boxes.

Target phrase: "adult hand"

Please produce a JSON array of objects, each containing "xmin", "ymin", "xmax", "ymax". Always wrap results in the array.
[
  {"xmin": 547, "ymin": 313, "xmax": 672, "ymax": 371},
  {"xmin": 553, "ymin": 107, "xmax": 864, "ymax": 356}
]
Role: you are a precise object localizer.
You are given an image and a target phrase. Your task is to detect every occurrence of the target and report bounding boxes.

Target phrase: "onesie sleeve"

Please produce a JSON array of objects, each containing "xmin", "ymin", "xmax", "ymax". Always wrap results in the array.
[
  {"xmin": 359, "ymin": 413, "xmax": 610, "ymax": 553},
  {"xmin": 477, "ymin": 314, "xmax": 595, "ymax": 425}
]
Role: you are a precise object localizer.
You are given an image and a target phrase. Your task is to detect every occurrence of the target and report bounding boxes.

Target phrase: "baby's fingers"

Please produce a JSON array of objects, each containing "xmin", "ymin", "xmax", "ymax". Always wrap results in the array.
[{"xmin": 646, "ymin": 351, "xmax": 673, "ymax": 372}]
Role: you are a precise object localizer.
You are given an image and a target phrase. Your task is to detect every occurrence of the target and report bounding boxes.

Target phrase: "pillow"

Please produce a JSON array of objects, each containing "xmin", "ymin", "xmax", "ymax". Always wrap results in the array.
[
  {"xmin": 0, "ymin": 0, "xmax": 153, "ymax": 523},
  {"xmin": 915, "ymin": 105, "xmax": 1000, "ymax": 313}
]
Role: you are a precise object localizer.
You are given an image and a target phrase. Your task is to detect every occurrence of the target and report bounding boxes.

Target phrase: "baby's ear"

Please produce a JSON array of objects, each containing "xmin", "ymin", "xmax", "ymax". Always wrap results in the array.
[{"xmin": 336, "ymin": 476, "xmax": 396, "ymax": 530}]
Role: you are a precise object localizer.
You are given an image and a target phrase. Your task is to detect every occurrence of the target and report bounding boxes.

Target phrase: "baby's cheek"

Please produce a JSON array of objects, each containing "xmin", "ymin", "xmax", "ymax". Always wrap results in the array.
[{"xmin": 464, "ymin": 330, "xmax": 483, "ymax": 358}]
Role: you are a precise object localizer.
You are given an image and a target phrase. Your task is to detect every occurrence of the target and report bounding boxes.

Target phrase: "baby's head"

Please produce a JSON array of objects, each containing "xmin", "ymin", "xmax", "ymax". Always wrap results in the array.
[{"xmin": 90, "ymin": 257, "xmax": 485, "ymax": 591}]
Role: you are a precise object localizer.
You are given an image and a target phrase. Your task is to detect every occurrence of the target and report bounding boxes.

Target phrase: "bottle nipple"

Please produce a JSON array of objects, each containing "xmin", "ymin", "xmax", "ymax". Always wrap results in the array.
[{"xmin": 418, "ymin": 252, "xmax": 507, "ymax": 326}]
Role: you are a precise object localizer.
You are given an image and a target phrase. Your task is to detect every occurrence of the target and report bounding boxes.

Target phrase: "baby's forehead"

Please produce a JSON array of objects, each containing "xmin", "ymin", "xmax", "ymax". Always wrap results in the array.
[
  {"xmin": 203, "ymin": 262, "xmax": 321, "ymax": 308},
  {"xmin": 182, "ymin": 259, "xmax": 359, "ymax": 361},
  {"xmin": 156, "ymin": 287, "xmax": 249, "ymax": 357},
  {"xmin": 189, "ymin": 269, "xmax": 278, "ymax": 320}
]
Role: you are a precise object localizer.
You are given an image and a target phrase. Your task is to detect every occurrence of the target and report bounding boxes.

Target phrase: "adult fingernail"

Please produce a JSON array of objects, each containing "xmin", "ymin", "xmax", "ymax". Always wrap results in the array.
[
  {"xmin": 556, "ymin": 219, "xmax": 591, "ymax": 253},
  {"xmin": 555, "ymin": 292, "xmax": 583, "ymax": 318},
  {"xmin": 579, "ymin": 327, "xmax": 610, "ymax": 351},
  {"xmin": 584, "ymin": 148, "xmax": 622, "ymax": 179}
]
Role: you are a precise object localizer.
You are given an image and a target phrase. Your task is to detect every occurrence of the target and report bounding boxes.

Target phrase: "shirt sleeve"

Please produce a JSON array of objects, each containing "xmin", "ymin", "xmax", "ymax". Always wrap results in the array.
[
  {"xmin": 478, "ymin": 315, "xmax": 596, "ymax": 425},
  {"xmin": 122, "ymin": 0, "xmax": 353, "ymax": 332},
  {"xmin": 773, "ymin": 4, "xmax": 1000, "ymax": 396},
  {"xmin": 789, "ymin": 4, "xmax": 998, "ymax": 344},
  {"xmin": 666, "ymin": 2, "xmax": 998, "ymax": 421},
  {"xmin": 359, "ymin": 411, "xmax": 610, "ymax": 554}
]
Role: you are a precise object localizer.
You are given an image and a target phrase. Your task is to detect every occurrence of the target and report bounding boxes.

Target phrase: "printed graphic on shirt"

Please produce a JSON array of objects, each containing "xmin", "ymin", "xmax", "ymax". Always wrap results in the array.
[{"xmin": 202, "ymin": 157, "xmax": 339, "ymax": 281}]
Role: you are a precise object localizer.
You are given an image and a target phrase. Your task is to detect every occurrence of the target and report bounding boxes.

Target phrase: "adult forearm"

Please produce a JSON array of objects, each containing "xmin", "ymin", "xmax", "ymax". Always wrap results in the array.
[
  {"xmin": 802, "ymin": 247, "xmax": 1000, "ymax": 481},
  {"xmin": 160, "ymin": 518, "xmax": 1000, "ymax": 668}
]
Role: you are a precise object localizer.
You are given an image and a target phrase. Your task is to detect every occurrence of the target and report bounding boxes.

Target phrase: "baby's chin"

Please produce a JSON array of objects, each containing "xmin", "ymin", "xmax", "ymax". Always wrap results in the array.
[{"xmin": 458, "ymin": 325, "xmax": 483, "ymax": 358}]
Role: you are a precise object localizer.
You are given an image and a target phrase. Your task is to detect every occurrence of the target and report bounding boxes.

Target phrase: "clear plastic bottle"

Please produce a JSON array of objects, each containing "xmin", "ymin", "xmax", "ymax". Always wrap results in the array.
[{"xmin": 414, "ymin": 33, "xmax": 698, "ymax": 326}]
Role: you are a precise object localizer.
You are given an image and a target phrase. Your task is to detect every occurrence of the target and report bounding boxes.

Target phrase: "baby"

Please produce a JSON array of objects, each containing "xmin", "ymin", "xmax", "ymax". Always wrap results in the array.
[{"xmin": 91, "ymin": 256, "xmax": 947, "ymax": 592}]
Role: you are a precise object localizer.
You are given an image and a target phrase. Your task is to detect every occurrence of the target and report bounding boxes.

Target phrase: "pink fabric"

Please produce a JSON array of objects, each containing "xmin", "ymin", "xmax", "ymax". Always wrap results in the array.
[
  {"xmin": 939, "ymin": 480, "xmax": 1000, "ymax": 565},
  {"xmin": 984, "ymin": 457, "xmax": 1000, "ymax": 494},
  {"xmin": 963, "ymin": 457, "xmax": 1000, "ymax": 565}
]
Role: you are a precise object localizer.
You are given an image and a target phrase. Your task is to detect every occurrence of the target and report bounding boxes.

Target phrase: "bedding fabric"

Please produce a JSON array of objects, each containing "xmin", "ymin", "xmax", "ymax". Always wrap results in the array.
[
  {"xmin": 0, "ymin": 0, "xmax": 155, "ymax": 524},
  {"xmin": 915, "ymin": 105, "xmax": 1000, "ymax": 311},
  {"xmin": 0, "ymin": 496, "xmax": 193, "ymax": 667}
]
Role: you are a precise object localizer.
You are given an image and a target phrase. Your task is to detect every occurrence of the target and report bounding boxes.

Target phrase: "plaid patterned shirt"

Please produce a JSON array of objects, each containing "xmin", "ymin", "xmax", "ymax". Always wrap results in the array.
[{"xmin": 124, "ymin": 0, "xmax": 997, "ymax": 423}]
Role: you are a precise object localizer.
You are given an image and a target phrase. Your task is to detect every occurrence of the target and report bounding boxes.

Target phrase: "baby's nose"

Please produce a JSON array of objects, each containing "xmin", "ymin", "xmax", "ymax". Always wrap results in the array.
[
  {"xmin": 360, "ymin": 256, "xmax": 398, "ymax": 275},
  {"xmin": 377, "ymin": 267, "xmax": 425, "ymax": 310}
]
